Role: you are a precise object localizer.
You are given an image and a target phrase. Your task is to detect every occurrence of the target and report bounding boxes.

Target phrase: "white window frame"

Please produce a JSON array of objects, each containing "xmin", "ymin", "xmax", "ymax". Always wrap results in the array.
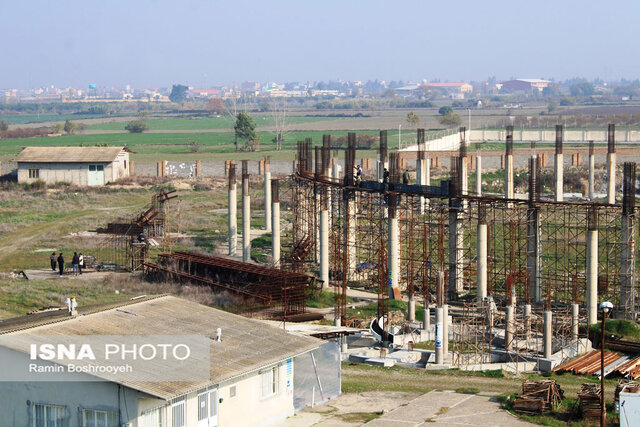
[
  {"xmin": 32, "ymin": 403, "xmax": 66, "ymax": 427},
  {"xmin": 28, "ymin": 168, "xmax": 40, "ymax": 179},
  {"xmin": 140, "ymin": 406, "xmax": 166, "ymax": 427},
  {"xmin": 197, "ymin": 388, "xmax": 218, "ymax": 426},
  {"xmin": 261, "ymin": 365, "xmax": 279, "ymax": 398},
  {"xmin": 82, "ymin": 408, "xmax": 118, "ymax": 427},
  {"xmin": 171, "ymin": 399, "xmax": 186, "ymax": 427}
]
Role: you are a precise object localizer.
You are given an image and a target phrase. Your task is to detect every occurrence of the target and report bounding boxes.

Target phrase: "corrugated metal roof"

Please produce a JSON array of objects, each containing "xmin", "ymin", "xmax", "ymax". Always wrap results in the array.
[
  {"xmin": 15, "ymin": 146, "xmax": 125, "ymax": 163},
  {"xmin": 0, "ymin": 296, "xmax": 322, "ymax": 400},
  {"xmin": 555, "ymin": 350, "xmax": 640, "ymax": 380}
]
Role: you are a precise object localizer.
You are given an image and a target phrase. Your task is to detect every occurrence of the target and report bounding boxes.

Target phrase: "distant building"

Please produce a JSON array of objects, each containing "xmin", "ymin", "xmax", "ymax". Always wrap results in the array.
[
  {"xmin": 0, "ymin": 295, "xmax": 338, "ymax": 427},
  {"xmin": 15, "ymin": 146, "xmax": 130, "ymax": 186},
  {"xmin": 422, "ymin": 82, "xmax": 473, "ymax": 94},
  {"xmin": 500, "ymin": 79, "xmax": 551, "ymax": 92},
  {"xmin": 191, "ymin": 88, "xmax": 222, "ymax": 98}
]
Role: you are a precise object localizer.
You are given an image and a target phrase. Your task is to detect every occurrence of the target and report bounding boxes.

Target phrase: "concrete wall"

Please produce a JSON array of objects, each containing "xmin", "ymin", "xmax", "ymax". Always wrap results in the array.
[{"xmin": 470, "ymin": 129, "xmax": 640, "ymax": 142}]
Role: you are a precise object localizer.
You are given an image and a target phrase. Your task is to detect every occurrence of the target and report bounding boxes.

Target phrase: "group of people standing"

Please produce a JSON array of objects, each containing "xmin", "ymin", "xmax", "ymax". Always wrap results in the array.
[{"xmin": 49, "ymin": 251, "xmax": 84, "ymax": 276}]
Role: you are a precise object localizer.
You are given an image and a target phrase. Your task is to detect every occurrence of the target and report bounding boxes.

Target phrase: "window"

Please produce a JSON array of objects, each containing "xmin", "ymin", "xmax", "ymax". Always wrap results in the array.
[
  {"xmin": 171, "ymin": 400, "xmax": 185, "ymax": 427},
  {"xmin": 28, "ymin": 169, "xmax": 40, "ymax": 179},
  {"xmin": 140, "ymin": 407, "xmax": 165, "ymax": 427},
  {"xmin": 229, "ymin": 385, "xmax": 236, "ymax": 398},
  {"xmin": 261, "ymin": 366, "xmax": 279, "ymax": 398},
  {"xmin": 197, "ymin": 389, "xmax": 218, "ymax": 426},
  {"xmin": 33, "ymin": 403, "xmax": 65, "ymax": 427},
  {"xmin": 89, "ymin": 164, "xmax": 104, "ymax": 172},
  {"xmin": 82, "ymin": 409, "xmax": 118, "ymax": 427},
  {"xmin": 124, "ymin": 160, "xmax": 127, "ymax": 169}
]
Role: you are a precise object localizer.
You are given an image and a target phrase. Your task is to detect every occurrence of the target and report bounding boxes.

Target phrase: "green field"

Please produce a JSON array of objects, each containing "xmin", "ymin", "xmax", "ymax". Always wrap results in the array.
[
  {"xmin": 0, "ymin": 113, "xmax": 116, "ymax": 125},
  {"xmin": 0, "ymin": 130, "xmax": 384, "ymax": 162}
]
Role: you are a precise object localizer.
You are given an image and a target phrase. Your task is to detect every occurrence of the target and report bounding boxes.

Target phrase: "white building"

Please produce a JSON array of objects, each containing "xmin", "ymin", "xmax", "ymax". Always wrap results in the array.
[
  {"xmin": 15, "ymin": 146, "xmax": 130, "ymax": 186},
  {"xmin": 0, "ymin": 295, "xmax": 339, "ymax": 426}
]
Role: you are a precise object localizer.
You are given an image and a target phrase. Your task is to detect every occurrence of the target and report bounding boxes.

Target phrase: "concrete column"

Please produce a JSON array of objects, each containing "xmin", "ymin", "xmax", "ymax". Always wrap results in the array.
[
  {"xmin": 272, "ymin": 198, "xmax": 280, "ymax": 267},
  {"xmin": 620, "ymin": 213, "xmax": 636, "ymax": 318},
  {"xmin": 543, "ymin": 310, "xmax": 553, "ymax": 358},
  {"xmin": 242, "ymin": 180, "xmax": 251, "ymax": 263},
  {"xmin": 320, "ymin": 209, "xmax": 329, "ymax": 288},
  {"xmin": 571, "ymin": 303, "xmax": 579, "ymax": 346},
  {"xmin": 417, "ymin": 157, "xmax": 426, "ymax": 213},
  {"xmin": 524, "ymin": 304, "xmax": 532, "ymax": 338},
  {"xmin": 423, "ymin": 307, "xmax": 430, "ymax": 330},
  {"xmin": 527, "ymin": 208, "xmax": 542, "ymax": 303},
  {"xmin": 505, "ymin": 154, "xmax": 514, "ymax": 199},
  {"xmin": 348, "ymin": 200, "xmax": 357, "ymax": 279},
  {"xmin": 505, "ymin": 305, "xmax": 514, "ymax": 352},
  {"xmin": 448, "ymin": 207, "xmax": 464, "ymax": 299},
  {"xmin": 443, "ymin": 304, "xmax": 449, "ymax": 358},
  {"xmin": 477, "ymin": 220, "xmax": 488, "ymax": 302},
  {"xmin": 425, "ymin": 156, "xmax": 431, "ymax": 186},
  {"xmin": 476, "ymin": 154, "xmax": 482, "ymax": 196},
  {"xmin": 588, "ymin": 152, "xmax": 595, "ymax": 200},
  {"xmin": 607, "ymin": 152, "xmax": 616, "ymax": 204},
  {"xmin": 554, "ymin": 153, "xmax": 564, "ymax": 202},
  {"xmin": 408, "ymin": 295, "xmax": 415, "ymax": 322},
  {"xmin": 264, "ymin": 167, "xmax": 271, "ymax": 232},
  {"xmin": 388, "ymin": 215, "xmax": 400, "ymax": 299},
  {"xmin": 228, "ymin": 183, "xmax": 237, "ymax": 256},
  {"xmin": 587, "ymin": 228, "xmax": 598, "ymax": 325},
  {"xmin": 461, "ymin": 156, "xmax": 468, "ymax": 196},
  {"xmin": 435, "ymin": 307, "xmax": 444, "ymax": 364}
]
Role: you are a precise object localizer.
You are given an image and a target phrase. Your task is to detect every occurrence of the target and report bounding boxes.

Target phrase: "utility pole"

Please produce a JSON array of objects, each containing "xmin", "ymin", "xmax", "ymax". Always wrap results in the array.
[{"xmin": 398, "ymin": 124, "xmax": 402, "ymax": 150}]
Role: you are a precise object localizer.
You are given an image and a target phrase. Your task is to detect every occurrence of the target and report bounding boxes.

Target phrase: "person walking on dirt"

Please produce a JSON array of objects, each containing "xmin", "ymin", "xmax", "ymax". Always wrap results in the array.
[
  {"xmin": 78, "ymin": 253, "xmax": 84, "ymax": 275},
  {"xmin": 72, "ymin": 252, "xmax": 80, "ymax": 276},
  {"xmin": 50, "ymin": 252, "xmax": 57, "ymax": 271},
  {"xmin": 57, "ymin": 253, "xmax": 65, "ymax": 276}
]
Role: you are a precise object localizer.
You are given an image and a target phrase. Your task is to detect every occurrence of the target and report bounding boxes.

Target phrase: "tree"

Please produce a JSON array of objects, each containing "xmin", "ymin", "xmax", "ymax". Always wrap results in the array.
[
  {"xmin": 124, "ymin": 120, "xmax": 149, "ymax": 133},
  {"xmin": 438, "ymin": 106, "xmax": 453, "ymax": 116},
  {"xmin": 63, "ymin": 120, "xmax": 76, "ymax": 134},
  {"xmin": 0, "ymin": 120, "xmax": 8, "ymax": 131},
  {"xmin": 169, "ymin": 84, "xmax": 189, "ymax": 103},
  {"xmin": 269, "ymin": 98, "xmax": 288, "ymax": 150},
  {"xmin": 570, "ymin": 82, "xmax": 595, "ymax": 97},
  {"xmin": 205, "ymin": 98, "xmax": 225, "ymax": 115},
  {"xmin": 52, "ymin": 123, "xmax": 64, "ymax": 133},
  {"xmin": 438, "ymin": 112, "xmax": 462, "ymax": 127},
  {"xmin": 406, "ymin": 111, "xmax": 420, "ymax": 127},
  {"xmin": 234, "ymin": 113, "xmax": 259, "ymax": 151}
]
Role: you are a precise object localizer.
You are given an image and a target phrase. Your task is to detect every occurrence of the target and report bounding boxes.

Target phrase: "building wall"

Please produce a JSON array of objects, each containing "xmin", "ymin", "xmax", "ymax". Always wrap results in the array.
[
  {"xmin": 17, "ymin": 161, "xmax": 121, "ymax": 185},
  {"xmin": 0, "ymin": 381, "xmax": 144, "ymax": 426},
  {"xmin": 111, "ymin": 150, "xmax": 130, "ymax": 181}
]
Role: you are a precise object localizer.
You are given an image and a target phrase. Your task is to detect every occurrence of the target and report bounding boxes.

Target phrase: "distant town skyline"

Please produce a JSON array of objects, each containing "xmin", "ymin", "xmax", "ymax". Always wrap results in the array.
[{"xmin": 1, "ymin": 0, "xmax": 639, "ymax": 89}]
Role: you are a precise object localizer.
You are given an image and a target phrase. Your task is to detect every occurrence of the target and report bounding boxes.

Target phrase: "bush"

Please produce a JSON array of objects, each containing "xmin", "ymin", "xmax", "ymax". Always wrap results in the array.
[
  {"xmin": 124, "ymin": 120, "xmax": 149, "ymax": 133},
  {"xmin": 24, "ymin": 179, "xmax": 46, "ymax": 190},
  {"xmin": 187, "ymin": 139, "xmax": 201, "ymax": 153}
]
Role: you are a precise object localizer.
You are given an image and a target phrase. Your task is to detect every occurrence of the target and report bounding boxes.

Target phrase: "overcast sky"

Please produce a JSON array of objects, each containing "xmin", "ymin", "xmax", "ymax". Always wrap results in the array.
[{"xmin": 1, "ymin": 0, "xmax": 639, "ymax": 89}]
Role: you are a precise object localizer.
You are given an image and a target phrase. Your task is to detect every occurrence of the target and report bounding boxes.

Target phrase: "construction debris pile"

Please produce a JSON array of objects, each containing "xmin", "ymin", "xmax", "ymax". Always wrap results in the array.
[
  {"xmin": 578, "ymin": 383, "xmax": 602, "ymax": 420},
  {"xmin": 513, "ymin": 380, "xmax": 564, "ymax": 415}
]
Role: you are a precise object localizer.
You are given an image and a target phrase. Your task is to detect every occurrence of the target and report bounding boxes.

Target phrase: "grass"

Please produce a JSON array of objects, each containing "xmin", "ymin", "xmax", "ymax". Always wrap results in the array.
[
  {"xmin": 306, "ymin": 291, "xmax": 355, "ymax": 309},
  {"xmin": 589, "ymin": 319, "xmax": 640, "ymax": 343},
  {"xmin": 348, "ymin": 299, "xmax": 425, "ymax": 322},
  {"xmin": 337, "ymin": 412, "xmax": 383, "ymax": 424}
]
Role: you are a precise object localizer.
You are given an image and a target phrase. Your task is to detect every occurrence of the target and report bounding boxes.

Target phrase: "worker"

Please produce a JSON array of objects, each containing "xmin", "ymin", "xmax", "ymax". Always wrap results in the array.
[
  {"xmin": 355, "ymin": 165, "xmax": 363, "ymax": 186},
  {"xmin": 402, "ymin": 169, "xmax": 410, "ymax": 184},
  {"xmin": 57, "ymin": 253, "xmax": 65, "ymax": 276},
  {"xmin": 383, "ymin": 168, "xmax": 390, "ymax": 184},
  {"xmin": 50, "ymin": 251, "xmax": 57, "ymax": 271},
  {"xmin": 72, "ymin": 252, "xmax": 80, "ymax": 276},
  {"xmin": 78, "ymin": 253, "xmax": 84, "ymax": 275}
]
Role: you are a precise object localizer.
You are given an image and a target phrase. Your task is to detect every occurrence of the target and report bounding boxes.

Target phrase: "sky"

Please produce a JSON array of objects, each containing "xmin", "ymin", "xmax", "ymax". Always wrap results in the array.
[{"xmin": 1, "ymin": 0, "xmax": 639, "ymax": 89}]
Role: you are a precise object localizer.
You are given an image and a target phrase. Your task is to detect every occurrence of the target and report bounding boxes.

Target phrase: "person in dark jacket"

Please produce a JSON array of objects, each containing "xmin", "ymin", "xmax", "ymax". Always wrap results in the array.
[
  {"xmin": 57, "ymin": 253, "xmax": 65, "ymax": 276},
  {"xmin": 72, "ymin": 252, "xmax": 80, "ymax": 276},
  {"xmin": 50, "ymin": 252, "xmax": 57, "ymax": 271},
  {"xmin": 402, "ymin": 169, "xmax": 410, "ymax": 184}
]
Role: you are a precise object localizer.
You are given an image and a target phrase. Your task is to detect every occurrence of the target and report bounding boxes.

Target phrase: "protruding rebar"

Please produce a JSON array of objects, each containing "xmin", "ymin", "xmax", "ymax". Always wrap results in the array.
[
  {"xmin": 555, "ymin": 124, "xmax": 563, "ymax": 154},
  {"xmin": 608, "ymin": 124, "xmax": 616, "ymax": 154}
]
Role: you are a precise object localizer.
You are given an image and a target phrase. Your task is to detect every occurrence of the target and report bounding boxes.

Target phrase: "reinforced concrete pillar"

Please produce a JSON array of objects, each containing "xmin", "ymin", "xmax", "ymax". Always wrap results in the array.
[
  {"xmin": 448, "ymin": 205, "xmax": 464, "ymax": 299},
  {"xmin": 408, "ymin": 295, "xmax": 415, "ymax": 322},
  {"xmin": 587, "ymin": 208, "xmax": 598, "ymax": 325},
  {"xmin": 228, "ymin": 162, "xmax": 237, "ymax": 256},
  {"xmin": 477, "ymin": 211, "xmax": 488, "ymax": 302},
  {"xmin": 620, "ymin": 212, "xmax": 636, "ymax": 318},
  {"xmin": 423, "ymin": 307, "xmax": 430, "ymax": 330},
  {"xmin": 388, "ymin": 206, "xmax": 400, "ymax": 299},
  {"xmin": 505, "ymin": 126, "xmax": 514, "ymax": 200},
  {"xmin": 417, "ymin": 156, "xmax": 426, "ymax": 213},
  {"xmin": 588, "ymin": 142, "xmax": 595, "ymax": 200},
  {"xmin": 476, "ymin": 154, "xmax": 482, "ymax": 196},
  {"xmin": 527, "ymin": 208, "xmax": 542, "ymax": 303},
  {"xmin": 571, "ymin": 303, "xmax": 579, "ymax": 346},
  {"xmin": 242, "ymin": 167, "xmax": 251, "ymax": 263},
  {"xmin": 543, "ymin": 310, "xmax": 553, "ymax": 359},
  {"xmin": 348, "ymin": 199, "xmax": 357, "ymax": 279},
  {"xmin": 320, "ymin": 208, "xmax": 329, "ymax": 288},
  {"xmin": 524, "ymin": 304, "xmax": 532, "ymax": 338},
  {"xmin": 271, "ymin": 181, "xmax": 281, "ymax": 267},
  {"xmin": 554, "ymin": 125, "xmax": 564, "ymax": 202},
  {"xmin": 442, "ymin": 304, "xmax": 449, "ymax": 359},
  {"xmin": 505, "ymin": 305, "xmax": 514, "ymax": 352},
  {"xmin": 435, "ymin": 307, "xmax": 444, "ymax": 364},
  {"xmin": 607, "ymin": 124, "xmax": 616, "ymax": 204},
  {"xmin": 264, "ymin": 160, "xmax": 271, "ymax": 232}
]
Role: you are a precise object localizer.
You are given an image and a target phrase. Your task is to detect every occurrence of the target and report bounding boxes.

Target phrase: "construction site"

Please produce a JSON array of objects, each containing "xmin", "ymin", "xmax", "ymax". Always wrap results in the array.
[{"xmin": 93, "ymin": 123, "xmax": 640, "ymax": 377}]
